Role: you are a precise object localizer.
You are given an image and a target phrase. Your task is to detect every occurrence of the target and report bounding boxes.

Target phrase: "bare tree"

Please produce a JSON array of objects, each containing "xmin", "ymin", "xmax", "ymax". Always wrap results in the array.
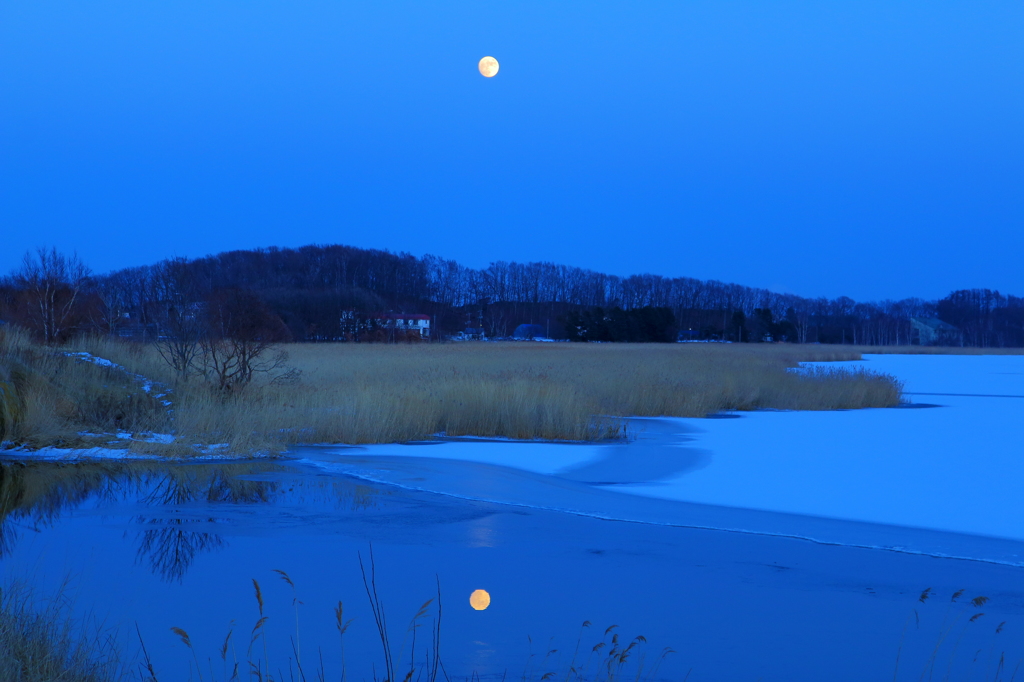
[
  {"xmin": 13, "ymin": 248, "xmax": 92, "ymax": 343},
  {"xmin": 157, "ymin": 304, "xmax": 205, "ymax": 380},
  {"xmin": 153, "ymin": 259, "xmax": 206, "ymax": 380},
  {"xmin": 197, "ymin": 290, "xmax": 295, "ymax": 392}
]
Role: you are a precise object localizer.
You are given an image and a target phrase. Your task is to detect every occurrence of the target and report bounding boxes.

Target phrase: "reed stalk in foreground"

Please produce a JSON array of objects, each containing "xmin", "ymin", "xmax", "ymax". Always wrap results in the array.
[
  {"xmin": 0, "ymin": 580, "xmax": 125, "ymax": 682},
  {"xmin": 892, "ymin": 588, "xmax": 1016, "ymax": 682},
  {"xmin": 161, "ymin": 556, "xmax": 670, "ymax": 682}
]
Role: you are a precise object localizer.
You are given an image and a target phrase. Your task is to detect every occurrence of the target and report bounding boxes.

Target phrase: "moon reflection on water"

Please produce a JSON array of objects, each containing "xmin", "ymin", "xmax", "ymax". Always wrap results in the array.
[{"xmin": 470, "ymin": 589, "xmax": 491, "ymax": 610}]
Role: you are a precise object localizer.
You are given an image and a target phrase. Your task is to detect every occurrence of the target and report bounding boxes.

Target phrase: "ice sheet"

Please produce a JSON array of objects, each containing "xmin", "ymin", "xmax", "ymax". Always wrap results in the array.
[
  {"xmin": 300, "ymin": 354, "xmax": 1024, "ymax": 548},
  {"xmin": 621, "ymin": 354, "xmax": 1024, "ymax": 540},
  {"xmin": 297, "ymin": 439, "xmax": 610, "ymax": 476}
]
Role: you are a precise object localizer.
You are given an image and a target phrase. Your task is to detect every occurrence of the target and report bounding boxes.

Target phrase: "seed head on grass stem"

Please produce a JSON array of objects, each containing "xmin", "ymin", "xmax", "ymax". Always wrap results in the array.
[
  {"xmin": 253, "ymin": 579, "xmax": 265, "ymax": 616},
  {"xmin": 250, "ymin": 578, "xmax": 271, "ymax": 681},
  {"xmin": 273, "ymin": 569, "xmax": 303, "ymax": 670},
  {"xmin": 170, "ymin": 626, "xmax": 205, "ymax": 682},
  {"xmin": 220, "ymin": 627, "xmax": 233, "ymax": 660}
]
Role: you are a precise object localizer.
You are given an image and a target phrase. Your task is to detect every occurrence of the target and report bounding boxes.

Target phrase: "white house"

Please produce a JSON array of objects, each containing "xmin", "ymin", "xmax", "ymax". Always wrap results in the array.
[
  {"xmin": 378, "ymin": 313, "xmax": 430, "ymax": 338},
  {"xmin": 341, "ymin": 311, "xmax": 431, "ymax": 338}
]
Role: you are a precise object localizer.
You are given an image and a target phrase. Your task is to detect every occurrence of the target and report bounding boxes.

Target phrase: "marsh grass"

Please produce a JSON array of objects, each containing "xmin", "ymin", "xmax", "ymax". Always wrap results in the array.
[
  {"xmin": 162, "ymin": 575, "xmax": 1017, "ymax": 682},
  {"xmin": 1, "ymin": 327, "xmax": 904, "ymax": 454},
  {"xmin": 0, "ymin": 580, "xmax": 125, "ymax": 682},
  {"xmin": 160, "ymin": 557, "xmax": 671, "ymax": 682},
  {"xmin": 0, "ymin": 326, "xmax": 171, "ymax": 448},
  {"xmin": 157, "ymin": 342, "xmax": 902, "ymax": 449},
  {"xmin": 892, "ymin": 587, "xmax": 1019, "ymax": 682}
]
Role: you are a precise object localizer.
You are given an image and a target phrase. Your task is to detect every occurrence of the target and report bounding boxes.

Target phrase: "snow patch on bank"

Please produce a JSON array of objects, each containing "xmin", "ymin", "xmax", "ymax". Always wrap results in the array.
[
  {"xmin": 0, "ymin": 443, "xmax": 268, "ymax": 462},
  {"xmin": 64, "ymin": 351, "xmax": 174, "ymax": 409}
]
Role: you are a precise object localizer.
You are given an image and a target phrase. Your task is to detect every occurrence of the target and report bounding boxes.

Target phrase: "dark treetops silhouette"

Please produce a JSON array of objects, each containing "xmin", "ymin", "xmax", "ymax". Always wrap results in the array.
[{"xmin": 1, "ymin": 244, "xmax": 1022, "ymax": 346}]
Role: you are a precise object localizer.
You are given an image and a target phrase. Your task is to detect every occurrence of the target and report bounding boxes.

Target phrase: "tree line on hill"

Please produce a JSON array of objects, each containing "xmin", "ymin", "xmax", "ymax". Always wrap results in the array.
[{"xmin": 1, "ymin": 244, "xmax": 1023, "ymax": 347}]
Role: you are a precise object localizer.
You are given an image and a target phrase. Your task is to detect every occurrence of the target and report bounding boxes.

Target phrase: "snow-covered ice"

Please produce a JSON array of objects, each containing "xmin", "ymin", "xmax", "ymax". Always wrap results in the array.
[
  {"xmin": 301, "ymin": 439, "xmax": 605, "ymax": 476},
  {"xmin": 620, "ymin": 354, "xmax": 1024, "ymax": 541},
  {"xmin": 10, "ymin": 352, "xmax": 1022, "ymax": 549},
  {"xmin": 291, "ymin": 354, "xmax": 1023, "ymax": 567}
]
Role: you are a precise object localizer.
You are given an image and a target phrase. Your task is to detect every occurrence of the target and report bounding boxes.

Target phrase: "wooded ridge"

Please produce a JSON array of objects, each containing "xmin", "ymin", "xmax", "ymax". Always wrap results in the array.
[{"xmin": 1, "ymin": 244, "xmax": 1021, "ymax": 346}]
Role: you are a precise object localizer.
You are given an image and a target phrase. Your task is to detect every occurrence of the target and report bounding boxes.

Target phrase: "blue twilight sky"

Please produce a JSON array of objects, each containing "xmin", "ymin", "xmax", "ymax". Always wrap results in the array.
[{"xmin": 1, "ymin": 1, "xmax": 1021, "ymax": 301}]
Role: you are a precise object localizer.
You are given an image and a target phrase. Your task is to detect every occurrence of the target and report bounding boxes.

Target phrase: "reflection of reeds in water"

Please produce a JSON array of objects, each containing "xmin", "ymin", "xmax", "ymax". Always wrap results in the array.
[
  {"xmin": 0, "ymin": 460, "xmax": 132, "ymax": 558},
  {"xmin": 0, "ymin": 461, "xmax": 384, "ymax": 583}
]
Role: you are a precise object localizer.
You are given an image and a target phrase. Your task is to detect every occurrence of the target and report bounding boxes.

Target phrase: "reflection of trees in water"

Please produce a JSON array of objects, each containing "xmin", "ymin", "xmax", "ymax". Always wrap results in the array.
[
  {"xmin": 139, "ymin": 464, "xmax": 280, "ymax": 507},
  {"xmin": 0, "ymin": 459, "xmax": 385, "ymax": 581},
  {"xmin": 132, "ymin": 464, "xmax": 281, "ymax": 582},
  {"xmin": 136, "ymin": 520, "xmax": 226, "ymax": 582},
  {"xmin": 131, "ymin": 467, "xmax": 385, "ymax": 581},
  {"xmin": 0, "ymin": 460, "xmax": 131, "ymax": 557}
]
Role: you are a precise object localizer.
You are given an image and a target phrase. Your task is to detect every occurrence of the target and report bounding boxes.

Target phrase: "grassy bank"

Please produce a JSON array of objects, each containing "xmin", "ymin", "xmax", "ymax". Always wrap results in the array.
[
  {"xmin": 0, "ymin": 327, "xmax": 172, "ymax": 450},
  {"xmin": 1, "ymin": 326, "xmax": 903, "ymax": 453},
  {"xmin": 0, "ymin": 581, "xmax": 123, "ymax": 682}
]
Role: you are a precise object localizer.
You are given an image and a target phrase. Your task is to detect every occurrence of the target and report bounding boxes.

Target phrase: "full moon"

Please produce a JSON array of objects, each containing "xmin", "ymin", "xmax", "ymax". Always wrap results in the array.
[
  {"xmin": 478, "ymin": 56, "xmax": 499, "ymax": 78},
  {"xmin": 469, "ymin": 589, "xmax": 491, "ymax": 610}
]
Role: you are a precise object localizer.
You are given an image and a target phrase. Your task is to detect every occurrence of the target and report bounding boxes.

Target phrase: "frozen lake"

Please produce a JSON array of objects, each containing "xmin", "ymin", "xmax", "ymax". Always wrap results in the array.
[
  {"xmin": 1, "ymin": 353, "xmax": 1021, "ymax": 681},
  {"xmin": 623, "ymin": 353, "xmax": 1024, "ymax": 542}
]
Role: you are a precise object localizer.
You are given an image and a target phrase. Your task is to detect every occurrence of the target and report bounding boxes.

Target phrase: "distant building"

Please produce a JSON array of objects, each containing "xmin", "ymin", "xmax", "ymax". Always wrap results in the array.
[
  {"xmin": 453, "ymin": 327, "xmax": 486, "ymax": 341},
  {"xmin": 910, "ymin": 317, "xmax": 960, "ymax": 346},
  {"xmin": 341, "ymin": 311, "xmax": 431, "ymax": 339}
]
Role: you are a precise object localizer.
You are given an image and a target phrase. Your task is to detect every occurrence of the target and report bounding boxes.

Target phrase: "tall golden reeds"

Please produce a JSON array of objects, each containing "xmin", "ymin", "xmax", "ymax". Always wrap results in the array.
[
  {"xmin": 0, "ymin": 580, "xmax": 125, "ymax": 682},
  {"xmin": 1, "ymin": 328, "xmax": 908, "ymax": 454}
]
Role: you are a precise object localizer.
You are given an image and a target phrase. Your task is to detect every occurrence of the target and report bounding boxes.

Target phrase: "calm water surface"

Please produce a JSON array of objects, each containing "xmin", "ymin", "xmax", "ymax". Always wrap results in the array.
[{"xmin": 0, "ymin": 452, "xmax": 1021, "ymax": 682}]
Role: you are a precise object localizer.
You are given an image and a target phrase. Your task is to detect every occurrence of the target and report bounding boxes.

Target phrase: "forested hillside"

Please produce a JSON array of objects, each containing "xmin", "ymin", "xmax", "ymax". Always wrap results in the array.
[{"xmin": 1, "ymin": 244, "xmax": 1022, "ymax": 346}]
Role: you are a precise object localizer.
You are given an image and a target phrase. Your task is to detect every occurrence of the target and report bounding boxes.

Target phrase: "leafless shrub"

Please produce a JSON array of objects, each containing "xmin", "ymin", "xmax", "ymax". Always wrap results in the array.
[{"xmin": 195, "ymin": 290, "xmax": 296, "ymax": 393}]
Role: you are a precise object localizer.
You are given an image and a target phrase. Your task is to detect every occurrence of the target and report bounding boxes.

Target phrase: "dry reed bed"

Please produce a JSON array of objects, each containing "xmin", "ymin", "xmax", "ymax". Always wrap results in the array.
[
  {"xmin": 0, "ymin": 581, "xmax": 123, "ymax": 682},
  {"xmin": 0, "ymin": 327, "xmax": 171, "ymax": 449},
  {"xmin": 155, "ymin": 342, "xmax": 900, "ymax": 450},
  {"xmin": 1, "ymin": 326, "xmax": 904, "ymax": 453}
]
